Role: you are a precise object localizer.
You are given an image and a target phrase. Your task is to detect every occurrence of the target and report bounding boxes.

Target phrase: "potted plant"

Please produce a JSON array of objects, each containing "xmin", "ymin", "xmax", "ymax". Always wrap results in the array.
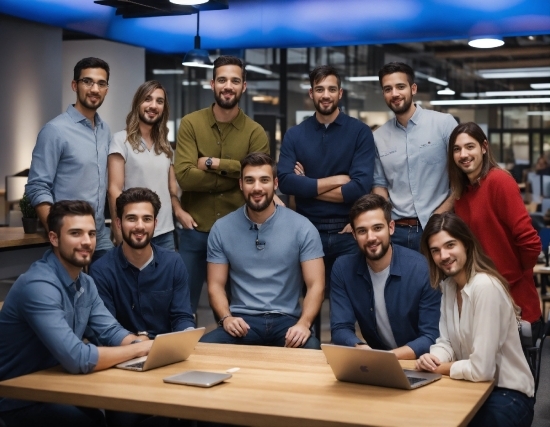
[{"xmin": 19, "ymin": 194, "xmax": 39, "ymax": 234}]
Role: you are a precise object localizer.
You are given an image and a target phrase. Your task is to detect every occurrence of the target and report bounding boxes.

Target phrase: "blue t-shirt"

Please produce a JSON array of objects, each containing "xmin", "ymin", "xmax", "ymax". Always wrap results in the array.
[{"xmin": 207, "ymin": 205, "xmax": 324, "ymax": 318}]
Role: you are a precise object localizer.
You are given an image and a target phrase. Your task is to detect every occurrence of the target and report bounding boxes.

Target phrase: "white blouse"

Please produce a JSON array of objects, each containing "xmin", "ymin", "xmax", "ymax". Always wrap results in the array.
[{"xmin": 430, "ymin": 272, "xmax": 534, "ymax": 397}]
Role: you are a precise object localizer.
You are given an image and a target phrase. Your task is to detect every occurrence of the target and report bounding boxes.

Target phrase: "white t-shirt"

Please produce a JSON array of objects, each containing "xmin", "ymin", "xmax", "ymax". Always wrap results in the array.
[
  {"xmin": 368, "ymin": 264, "xmax": 398, "ymax": 349},
  {"xmin": 109, "ymin": 131, "xmax": 174, "ymax": 237}
]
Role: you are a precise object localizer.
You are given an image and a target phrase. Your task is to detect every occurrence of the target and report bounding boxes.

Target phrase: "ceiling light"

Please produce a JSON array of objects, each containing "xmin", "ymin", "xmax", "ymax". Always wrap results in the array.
[
  {"xmin": 532, "ymin": 83, "xmax": 550, "ymax": 90},
  {"xmin": 477, "ymin": 67, "xmax": 550, "ymax": 79},
  {"xmin": 468, "ymin": 37, "xmax": 504, "ymax": 48},
  {"xmin": 430, "ymin": 98, "xmax": 550, "ymax": 106},
  {"xmin": 346, "ymin": 76, "xmax": 379, "ymax": 82},
  {"xmin": 485, "ymin": 90, "xmax": 550, "ymax": 97},
  {"xmin": 245, "ymin": 65, "xmax": 273, "ymax": 75},
  {"xmin": 437, "ymin": 88, "xmax": 455, "ymax": 95},
  {"xmin": 416, "ymin": 72, "xmax": 448, "ymax": 86},
  {"xmin": 526, "ymin": 112, "xmax": 550, "ymax": 116},
  {"xmin": 182, "ymin": 11, "xmax": 213, "ymax": 69},
  {"xmin": 170, "ymin": 0, "xmax": 208, "ymax": 4},
  {"xmin": 152, "ymin": 69, "xmax": 184, "ymax": 75},
  {"xmin": 299, "ymin": 83, "xmax": 310, "ymax": 90}
]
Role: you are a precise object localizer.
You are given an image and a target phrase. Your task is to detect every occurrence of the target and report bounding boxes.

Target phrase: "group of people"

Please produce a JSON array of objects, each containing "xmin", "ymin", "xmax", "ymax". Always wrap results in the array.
[{"xmin": 0, "ymin": 55, "xmax": 541, "ymax": 427}]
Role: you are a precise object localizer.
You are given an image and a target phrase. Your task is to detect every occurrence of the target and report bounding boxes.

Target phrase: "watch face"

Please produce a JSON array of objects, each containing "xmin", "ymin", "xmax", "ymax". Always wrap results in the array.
[{"xmin": 206, "ymin": 158, "xmax": 213, "ymax": 168}]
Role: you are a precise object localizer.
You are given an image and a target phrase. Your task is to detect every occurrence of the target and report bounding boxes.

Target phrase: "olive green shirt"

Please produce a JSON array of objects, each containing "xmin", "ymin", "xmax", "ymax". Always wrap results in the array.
[{"xmin": 175, "ymin": 104, "xmax": 269, "ymax": 232}]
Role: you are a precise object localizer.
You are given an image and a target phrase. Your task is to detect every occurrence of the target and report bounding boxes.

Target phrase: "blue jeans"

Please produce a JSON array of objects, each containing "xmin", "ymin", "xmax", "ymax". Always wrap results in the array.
[
  {"xmin": 469, "ymin": 387, "xmax": 534, "ymax": 427},
  {"xmin": 392, "ymin": 224, "xmax": 423, "ymax": 252},
  {"xmin": 0, "ymin": 403, "xmax": 106, "ymax": 427},
  {"xmin": 200, "ymin": 313, "xmax": 321, "ymax": 349},
  {"xmin": 176, "ymin": 227, "xmax": 209, "ymax": 313},
  {"xmin": 318, "ymin": 230, "xmax": 358, "ymax": 293},
  {"xmin": 152, "ymin": 230, "xmax": 176, "ymax": 251}
]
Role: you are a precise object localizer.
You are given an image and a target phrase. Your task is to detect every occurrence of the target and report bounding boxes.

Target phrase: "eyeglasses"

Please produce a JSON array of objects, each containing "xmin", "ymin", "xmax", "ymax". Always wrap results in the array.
[{"xmin": 76, "ymin": 78, "xmax": 109, "ymax": 89}]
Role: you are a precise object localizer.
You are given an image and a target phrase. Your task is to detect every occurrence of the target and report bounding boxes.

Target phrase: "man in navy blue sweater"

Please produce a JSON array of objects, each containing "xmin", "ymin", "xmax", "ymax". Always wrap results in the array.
[
  {"xmin": 278, "ymin": 65, "xmax": 375, "ymax": 294},
  {"xmin": 330, "ymin": 194, "xmax": 440, "ymax": 359}
]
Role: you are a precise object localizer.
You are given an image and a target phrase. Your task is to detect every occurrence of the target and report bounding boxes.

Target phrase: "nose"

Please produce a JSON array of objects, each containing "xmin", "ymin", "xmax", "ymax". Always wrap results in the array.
[
  {"xmin": 252, "ymin": 180, "xmax": 262, "ymax": 191},
  {"xmin": 460, "ymin": 148, "xmax": 468, "ymax": 157},
  {"xmin": 81, "ymin": 232, "xmax": 92, "ymax": 246},
  {"xmin": 391, "ymin": 87, "xmax": 400, "ymax": 97}
]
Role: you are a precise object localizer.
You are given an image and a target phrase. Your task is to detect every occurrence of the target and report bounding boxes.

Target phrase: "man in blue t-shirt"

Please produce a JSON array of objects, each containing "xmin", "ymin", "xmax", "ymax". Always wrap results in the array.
[{"xmin": 201, "ymin": 153, "xmax": 325, "ymax": 349}]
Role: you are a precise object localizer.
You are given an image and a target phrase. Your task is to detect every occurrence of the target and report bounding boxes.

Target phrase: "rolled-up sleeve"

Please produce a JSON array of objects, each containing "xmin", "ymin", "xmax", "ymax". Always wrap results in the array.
[
  {"xmin": 25, "ymin": 123, "xmax": 63, "ymax": 207},
  {"xmin": 372, "ymin": 145, "xmax": 389, "ymax": 188}
]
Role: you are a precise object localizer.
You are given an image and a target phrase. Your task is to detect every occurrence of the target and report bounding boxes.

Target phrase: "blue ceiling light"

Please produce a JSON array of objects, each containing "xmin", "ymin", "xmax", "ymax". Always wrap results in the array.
[{"xmin": 182, "ymin": 11, "xmax": 213, "ymax": 68}]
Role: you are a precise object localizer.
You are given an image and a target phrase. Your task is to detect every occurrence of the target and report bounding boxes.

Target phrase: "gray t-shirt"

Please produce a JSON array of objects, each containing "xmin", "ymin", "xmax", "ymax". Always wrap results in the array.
[
  {"xmin": 368, "ymin": 264, "xmax": 398, "ymax": 349},
  {"xmin": 110, "ymin": 131, "xmax": 174, "ymax": 237},
  {"xmin": 207, "ymin": 205, "xmax": 324, "ymax": 318}
]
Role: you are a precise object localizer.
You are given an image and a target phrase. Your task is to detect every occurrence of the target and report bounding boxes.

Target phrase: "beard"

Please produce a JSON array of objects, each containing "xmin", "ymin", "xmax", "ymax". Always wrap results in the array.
[
  {"xmin": 58, "ymin": 245, "xmax": 93, "ymax": 268},
  {"xmin": 361, "ymin": 240, "xmax": 391, "ymax": 261},
  {"xmin": 139, "ymin": 110, "xmax": 162, "ymax": 125},
  {"xmin": 77, "ymin": 90, "xmax": 105, "ymax": 111},
  {"xmin": 387, "ymin": 96, "xmax": 413, "ymax": 115},
  {"xmin": 122, "ymin": 229, "xmax": 152, "ymax": 250},
  {"xmin": 214, "ymin": 89, "xmax": 242, "ymax": 109},
  {"xmin": 313, "ymin": 97, "xmax": 338, "ymax": 116},
  {"xmin": 246, "ymin": 191, "xmax": 274, "ymax": 212}
]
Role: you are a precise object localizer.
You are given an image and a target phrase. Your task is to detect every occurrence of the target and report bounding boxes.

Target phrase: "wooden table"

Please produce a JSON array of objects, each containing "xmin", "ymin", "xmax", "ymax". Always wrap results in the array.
[
  {"xmin": 0, "ymin": 227, "xmax": 49, "ymax": 280},
  {"xmin": 0, "ymin": 343, "xmax": 493, "ymax": 427}
]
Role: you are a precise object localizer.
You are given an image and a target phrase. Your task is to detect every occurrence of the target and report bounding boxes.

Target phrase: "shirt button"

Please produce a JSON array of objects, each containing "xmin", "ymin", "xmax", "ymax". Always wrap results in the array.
[
  {"xmin": 370, "ymin": 308, "xmax": 373, "ymax": 312},
  {"xmin": 217, "ymin": 213, "xmax": 220, "ymax": 216}
]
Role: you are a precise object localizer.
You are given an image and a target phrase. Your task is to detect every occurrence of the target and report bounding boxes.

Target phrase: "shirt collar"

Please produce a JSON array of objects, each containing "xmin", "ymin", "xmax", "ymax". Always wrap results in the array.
[
  {"xmin": 46, "ymin": 249, "xmax": 83, "ymax": 289},
  {"xmin": 313, "ymin": 109, "xmax": 344, "ymax": 130},
  {"xmin": 357, "ymin": 244, "xmax": 402, "ymax": 278},
  {"xmin": 392, "ymin": 103, "xmax": 422, "ymax": 129},
  {"xmin": 66, "ymin": 104, "xmax": 103, "ymax": 128},
  {"xmin": 207, "ymin": 103, "xmax": 245, "ymax": 130},
  {"xmin": 242, "ymin": 203, "xmax": 278, "ymax": 228},
  {"xmin": 116, "ymin": 243, "xmax": 158, "ymax": 270}
]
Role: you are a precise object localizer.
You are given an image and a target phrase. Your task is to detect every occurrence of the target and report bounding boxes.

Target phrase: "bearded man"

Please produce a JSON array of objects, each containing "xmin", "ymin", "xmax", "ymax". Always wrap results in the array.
[{"xmin": 329, "ymin": 194, "xmax": 440, "ymax": 359}]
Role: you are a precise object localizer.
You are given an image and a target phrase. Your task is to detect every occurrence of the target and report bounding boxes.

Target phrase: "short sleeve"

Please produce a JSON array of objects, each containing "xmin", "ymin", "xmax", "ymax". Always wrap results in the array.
[{"xmin": 207, "ymin": 223, "xmax": 229, "ymax": 264}]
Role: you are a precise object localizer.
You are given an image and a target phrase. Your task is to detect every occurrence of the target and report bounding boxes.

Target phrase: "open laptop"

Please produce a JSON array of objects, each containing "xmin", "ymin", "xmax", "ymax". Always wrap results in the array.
[
  {"xmin": 116, "ymin": 327, "xmax": 205, "ymax": 372},
  {"xmin": 321, "ymin": 344, "xmax": 441, "ymax": 390}
]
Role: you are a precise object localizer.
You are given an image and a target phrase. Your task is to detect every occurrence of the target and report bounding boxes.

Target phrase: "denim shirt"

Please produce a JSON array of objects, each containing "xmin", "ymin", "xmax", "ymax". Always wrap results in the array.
[
  {"xmin": 0, "ymin": 250, "xmax": 129, "ymax": 412},
  {"xmin": 330, "ymin": 244, "xmax": 441, "ymax": 357},
  {"xmin": 25, "ymin": 105, "xmax": 112, "ymax": 250},
  {"xmin": 89, "ymin": 244, "xmax": 195, "ymax": 337}
]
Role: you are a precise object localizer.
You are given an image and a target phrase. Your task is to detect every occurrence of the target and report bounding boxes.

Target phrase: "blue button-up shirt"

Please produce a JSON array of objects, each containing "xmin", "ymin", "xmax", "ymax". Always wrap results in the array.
[
  {"xmin": 25, "ymin": 105, "xmax": 112, "ymax": 251},
  {"xmin": 89, "ymin": 244, "xmax": 195, "ymax": 337},
  {"xmin": 0, "ymin": 250, "xmax": 129, "ymax": 412},
  {"xmin": 373, "ymin": 105, "xmax": 457, "ymax": 228},
  {"xmin": 330, "ymin": 244, "xmax": 441, "ymax": 357}
]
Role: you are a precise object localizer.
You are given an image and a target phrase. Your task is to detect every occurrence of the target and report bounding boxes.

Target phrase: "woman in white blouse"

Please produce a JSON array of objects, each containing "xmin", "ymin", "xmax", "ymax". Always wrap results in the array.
[{"xmin": 418, "ymin": 212, "xmax": 535, "ymax": 427}]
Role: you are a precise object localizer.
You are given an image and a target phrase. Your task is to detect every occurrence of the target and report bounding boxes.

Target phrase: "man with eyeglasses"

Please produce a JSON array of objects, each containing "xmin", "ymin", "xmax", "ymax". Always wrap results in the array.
[
  {"xmin": 26, "ymin": 57, "xmax": 113, "ymax": 261},
  {"xmin": 200, "ymin": 152, "xmax": 325, "ymax": 349}
]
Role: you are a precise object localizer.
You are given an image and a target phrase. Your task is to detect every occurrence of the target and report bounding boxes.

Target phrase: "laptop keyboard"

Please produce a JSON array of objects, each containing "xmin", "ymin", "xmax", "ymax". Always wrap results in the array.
[
  {"xmin": 126, "ymin": 361, "xmax": 145, "ymax": 369},
  {"xmin": 407, "ymin": 376, "xmax": 425, "ymax": 385}
]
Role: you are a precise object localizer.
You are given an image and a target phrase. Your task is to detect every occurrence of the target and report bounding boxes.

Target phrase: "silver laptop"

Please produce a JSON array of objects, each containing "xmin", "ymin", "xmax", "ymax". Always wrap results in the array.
[
  {"xmin": 116, "ymin": 328, "xmax": 205, "ymax": 372},
  {"xmin": 321, "ymin": 344, "xmax": 441, "ymax": 390}
]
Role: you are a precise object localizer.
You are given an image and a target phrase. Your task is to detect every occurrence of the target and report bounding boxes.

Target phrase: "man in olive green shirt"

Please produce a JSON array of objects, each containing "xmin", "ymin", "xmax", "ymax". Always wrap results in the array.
[{"xmin": 175, "ymin": 55, "xmax": 270, "ymax": 313}]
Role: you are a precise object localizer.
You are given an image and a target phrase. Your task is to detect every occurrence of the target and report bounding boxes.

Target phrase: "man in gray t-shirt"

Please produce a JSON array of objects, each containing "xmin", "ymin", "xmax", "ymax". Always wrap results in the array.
[{"xmin": 201, "ymin": 153, "xmax": 325, "ymax": 349}]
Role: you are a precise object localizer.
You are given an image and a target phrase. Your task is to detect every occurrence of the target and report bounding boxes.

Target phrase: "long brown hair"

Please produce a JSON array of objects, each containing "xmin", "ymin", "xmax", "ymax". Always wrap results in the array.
[
  {"xmin": 421, "ymin": 212, "xmax": 520, "ymax": 316},
  {"xmin": 447, "ymin": 122, "xmax": 501, "ymax": 198},
  {"xmin": 125, "ymin": 80, "xmax": 172, "ymax": 158}
]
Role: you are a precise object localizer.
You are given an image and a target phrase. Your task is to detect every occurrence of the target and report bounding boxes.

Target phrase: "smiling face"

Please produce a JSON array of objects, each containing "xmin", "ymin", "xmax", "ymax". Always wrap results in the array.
[
  {"xmin": 72, "ymin": 67, "xmax": 109, "ymax": 115},
  {"xmin": 211, "ymin": 64, "xmax": 246, "ymax": 110},
  {"xmin": 352, "ymin": 208, "xmax": 394, "ymax": 262},
  {"xmin": 118, "ymin": 202, "xmax": 157, "ymax": 250},
  {"xmin": 428, "ymin": 230, "xmax": 468, "ymax": 287},
  {"xmin": 50, "ymin": 214, "xmax": 96, "ymax": 276},
  {"xmin": 139, "ymin": 88, "xmax": 165, "ymax": 126},
  {"xmin": 452, "ymin": 133, "xmax": 486, "ymax": 183},
  {"xmin": 309, "ymin": 75, "xmax": 343, "ymax": 118},
  {"xmin": 381, "ymin": 72, "xmax": 416, "ymax": 116},
  {"xmin": 240, "ymin": 164, "xmax": 277, "ymax": 212}
]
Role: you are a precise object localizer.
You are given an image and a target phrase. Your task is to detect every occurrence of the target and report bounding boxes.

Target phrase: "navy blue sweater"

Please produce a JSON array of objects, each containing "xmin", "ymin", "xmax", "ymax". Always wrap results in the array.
[{"xmin": 278, "ymin": 112, "xmax": 374, "ymax": 223}]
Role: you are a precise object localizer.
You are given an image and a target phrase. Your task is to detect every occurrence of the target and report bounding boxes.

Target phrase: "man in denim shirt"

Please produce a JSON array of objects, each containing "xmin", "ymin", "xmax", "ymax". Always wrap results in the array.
[
  {"xmin": 90, "ymin": 187, "xmax": 195, "ymax": 339},
  {"xmin": 0, "ymin": 201, "xmax": 153, "ymax": 427},
  {"xmin": 26, "ymin": 57, "xmax": 113, "ymax": 260}
]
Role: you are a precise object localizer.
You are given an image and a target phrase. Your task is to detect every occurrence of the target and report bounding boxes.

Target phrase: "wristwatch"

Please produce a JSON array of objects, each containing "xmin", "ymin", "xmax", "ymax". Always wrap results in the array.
[
  {"xmin": 137, "ymin": 331, "xmax": 150, "ymax": 338},
  {"xmin": 205, "ymin": 157, "xmax": 213, "ymax": 170}
]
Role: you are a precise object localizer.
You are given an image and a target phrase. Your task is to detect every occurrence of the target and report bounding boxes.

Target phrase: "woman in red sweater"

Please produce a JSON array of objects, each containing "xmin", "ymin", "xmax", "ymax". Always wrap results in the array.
[{"xmin": 448, "ymin": 122, "xmax": 542, "ymax": 342}]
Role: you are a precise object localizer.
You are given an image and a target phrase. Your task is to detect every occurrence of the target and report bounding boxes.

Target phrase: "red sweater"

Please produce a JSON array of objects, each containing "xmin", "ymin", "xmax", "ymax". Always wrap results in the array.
[{"xmin": 455, "ymin": 168, "xmax": 542, "ymax": 322}]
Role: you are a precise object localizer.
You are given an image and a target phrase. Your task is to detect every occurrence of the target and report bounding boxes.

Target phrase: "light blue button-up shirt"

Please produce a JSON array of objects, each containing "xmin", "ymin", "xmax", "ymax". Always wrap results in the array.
[
  {"xmin": 26, "ymin": 105, "xmax": 112, "ymax": 251},
  {"xmin": 373, "ymin": 105, "xmax": 457, "ymax": 228},
  {"xmin": 0, "ymin": 250, "xmax": 130, "ymax": 412}
]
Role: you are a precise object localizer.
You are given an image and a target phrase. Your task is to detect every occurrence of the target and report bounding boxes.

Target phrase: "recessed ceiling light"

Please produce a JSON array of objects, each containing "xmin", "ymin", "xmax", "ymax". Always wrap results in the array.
[
  {"xmin": 526, "ymin": 112, "xmax": 550, "ymax": 116},
  {"xmin": 478, "ymin": 67, "xmax": 550, "ymax": 79},
  {"xmin": 430, "ymin": 98, "xmax": 550, "ymax": 106},
  {"xmin": 437, "ymin": 88, "xmax": 455, "ymax": 95},
  {"xmin": 532, "ymin": 83, "xmax": 550, "ymax": 89},
  {"xmin": 170, "ymin": 0, "xmax": 209, "ymax": 5},
  {"xmin": 468, "ymin": 37, "xmax": 504, "ymax": 48},
  {"xmin": 484, "ymin": 90, "xmax": 550, "ymax": 97},
  {"xmin": 245, "ymin": 65, "xmax": 273, "ymax": 75},
  {"xmin": 346, "ymin": 76, "xmax": 379, "ymax": 82}
]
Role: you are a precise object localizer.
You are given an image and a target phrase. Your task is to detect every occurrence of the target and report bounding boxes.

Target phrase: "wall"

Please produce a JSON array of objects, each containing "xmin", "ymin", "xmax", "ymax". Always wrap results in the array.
[
  {"xmin": 63, "ymin": 40, "xmax": 145, "ymax": 133},
  {"xmin": 0, "ymin": 14, "xmax": 63, "ymax": 192}
]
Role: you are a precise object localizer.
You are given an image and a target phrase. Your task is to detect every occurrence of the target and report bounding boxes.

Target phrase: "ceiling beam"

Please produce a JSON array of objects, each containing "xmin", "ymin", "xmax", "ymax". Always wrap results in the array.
[
  {"xmin": 434, "ymin": 46, "xmax": 550, "ymax": 59},
  {"xmin": 468, "ymin": 58, "xmax": 550, "ymax": 69}
]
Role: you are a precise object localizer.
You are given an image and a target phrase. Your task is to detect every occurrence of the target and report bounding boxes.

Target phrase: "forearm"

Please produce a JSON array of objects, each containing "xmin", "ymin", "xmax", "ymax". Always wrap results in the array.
[
  {"xmin": 372, "ymin": 186, "xmax": 389, "ymax": 200},
  {"xmin": 391, "ymin": 345, "xmax": 416, "ymax": 360},
  {"xmin": 433, "ymin": 193, "xmax": 454, "ymax": 214},
  {"xmin": 94, "ymin": 338, "xmax": 151, "ymax": 372},
  {"xmin": 35, "ymin": 203, "xmax": 51, "ymax": 231},
  {"xmin": 208, "ymin": 285, "xmax": 231, "ymax": 319},
  {"xmin": 298, "ymin": 285, "xmax": 324, "ymax": 328},
  {"xmin": 317, "ymin": 175, "xmax": 350, "ymax": 195},
  {"xmin": 434, "ymin": 362, "xmax": 453, "ymax": 376},
  {"xmin": 316, "ymin": 187, "xmax": 344, "ymax": 203}
]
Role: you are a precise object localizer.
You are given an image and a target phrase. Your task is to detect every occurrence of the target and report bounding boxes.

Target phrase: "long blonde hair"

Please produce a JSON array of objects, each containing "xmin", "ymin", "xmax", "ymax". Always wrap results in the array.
[{"xmin": 125, "ymin": 80, "xmax": 172, "ymax": 158}]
